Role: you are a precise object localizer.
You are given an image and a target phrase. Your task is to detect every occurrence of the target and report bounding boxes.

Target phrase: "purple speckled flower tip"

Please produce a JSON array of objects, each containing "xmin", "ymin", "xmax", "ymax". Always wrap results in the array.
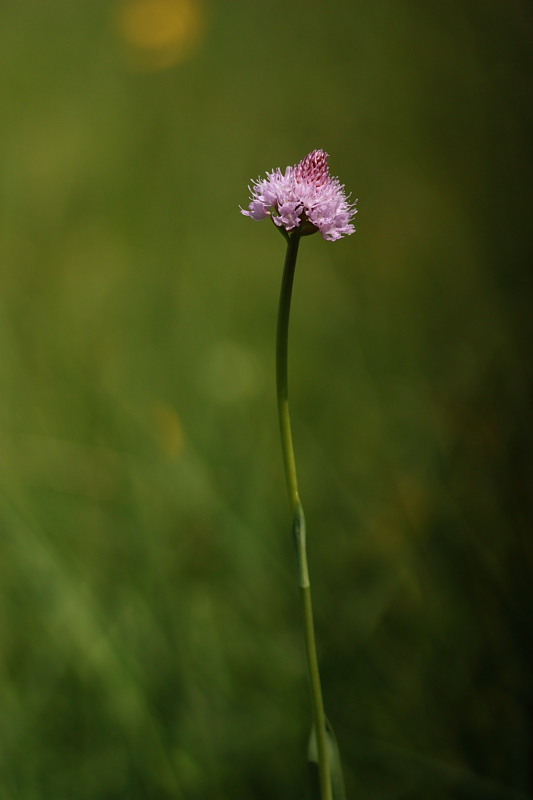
[{"xmin": 241, "ymin": 149, "xmax": 357, "ymax": 241}]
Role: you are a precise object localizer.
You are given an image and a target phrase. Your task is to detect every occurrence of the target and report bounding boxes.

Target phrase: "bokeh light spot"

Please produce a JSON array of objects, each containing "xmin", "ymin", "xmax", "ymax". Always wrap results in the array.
[
  {"xmin": 203, "ymin": 341, "xmax": 263, "ymax": 405},
  {"xmin": 153, "ymin": 402, "xmax": 185, "ymax": 457},
  {"xmin": 116, "ymin": 0, "xmax": 206, "ymax": 70}
]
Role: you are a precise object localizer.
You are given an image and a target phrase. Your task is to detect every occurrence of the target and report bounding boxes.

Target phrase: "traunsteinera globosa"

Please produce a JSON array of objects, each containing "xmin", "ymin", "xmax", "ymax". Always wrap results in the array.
[{"xmin": 241, "ymin": 150, "xmax": 357, "ymax": 800}]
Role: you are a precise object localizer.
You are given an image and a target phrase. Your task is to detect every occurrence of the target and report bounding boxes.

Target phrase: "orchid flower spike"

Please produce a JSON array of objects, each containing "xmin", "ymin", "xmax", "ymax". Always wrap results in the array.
[{"xmin": 241, "ymin": 149, "xmax": 357, "ymax": 241}]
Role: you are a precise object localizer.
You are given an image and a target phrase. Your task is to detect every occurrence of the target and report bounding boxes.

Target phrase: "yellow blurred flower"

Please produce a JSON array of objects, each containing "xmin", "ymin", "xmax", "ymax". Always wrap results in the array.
[
  {"xmin": 116, "ymin": 0, "xmax": 207, "ymax": 70},
  {"xmin": 153, "ymin": 402, "xmax": 185, "ymax": 457}
]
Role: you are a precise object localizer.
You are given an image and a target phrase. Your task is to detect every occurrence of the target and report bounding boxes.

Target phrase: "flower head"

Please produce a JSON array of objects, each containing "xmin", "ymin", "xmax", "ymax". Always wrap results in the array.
[{"xmin": 241, "ymin": 149, "xmax": 357, "ymax": 241}]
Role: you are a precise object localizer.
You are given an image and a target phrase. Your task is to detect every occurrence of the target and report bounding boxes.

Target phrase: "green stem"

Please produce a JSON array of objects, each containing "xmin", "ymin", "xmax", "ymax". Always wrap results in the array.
[{"xmin": 276, "ymin": 233, "xmax": 332, "ymax": 800}]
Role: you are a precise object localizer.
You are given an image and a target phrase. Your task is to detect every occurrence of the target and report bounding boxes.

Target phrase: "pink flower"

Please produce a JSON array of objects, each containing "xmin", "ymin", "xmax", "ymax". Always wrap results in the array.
[{"xmin": 241, "ymin": 150, "xmax": 357, "ymax": 241}]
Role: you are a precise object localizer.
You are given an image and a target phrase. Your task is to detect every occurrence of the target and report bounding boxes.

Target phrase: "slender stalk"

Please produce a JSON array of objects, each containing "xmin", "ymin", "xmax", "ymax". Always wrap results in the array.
[{"xmin": 276, "ymin": 233, "xmax": 332, "ymax": 800}]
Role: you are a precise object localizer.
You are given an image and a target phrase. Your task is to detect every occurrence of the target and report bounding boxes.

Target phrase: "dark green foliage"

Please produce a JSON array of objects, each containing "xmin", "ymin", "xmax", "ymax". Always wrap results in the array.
[{"xmin": 1, "ymin": 1, "xmax": 532, "ymax": 798}]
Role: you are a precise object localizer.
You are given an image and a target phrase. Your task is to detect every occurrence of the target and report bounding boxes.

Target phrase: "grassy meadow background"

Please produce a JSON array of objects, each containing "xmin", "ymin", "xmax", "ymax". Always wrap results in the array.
[{"xmin": 1, "ymin": 1, "xmax": 532, "ymax": 798}]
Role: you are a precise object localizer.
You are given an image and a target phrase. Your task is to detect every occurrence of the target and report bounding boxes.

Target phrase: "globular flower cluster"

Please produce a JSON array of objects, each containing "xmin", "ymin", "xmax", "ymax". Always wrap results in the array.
[{"xmin": 241, "ymin": 149, "xmax": 357, "ymax": 241}]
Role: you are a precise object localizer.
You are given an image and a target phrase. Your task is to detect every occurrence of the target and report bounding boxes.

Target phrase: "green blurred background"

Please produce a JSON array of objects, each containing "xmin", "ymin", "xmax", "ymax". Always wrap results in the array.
[{"xmin": 1, "ymin": 1, "xmax": 532, "ymax": 798}]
